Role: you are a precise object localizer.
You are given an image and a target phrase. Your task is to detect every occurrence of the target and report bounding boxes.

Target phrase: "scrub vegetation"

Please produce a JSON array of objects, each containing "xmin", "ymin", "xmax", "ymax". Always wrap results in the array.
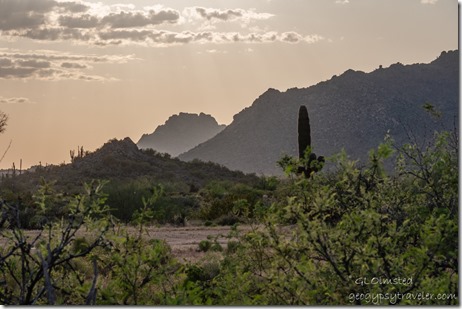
[{"xmin": 0, "ymin": 108, "xmax": 458, "ymax": 305}]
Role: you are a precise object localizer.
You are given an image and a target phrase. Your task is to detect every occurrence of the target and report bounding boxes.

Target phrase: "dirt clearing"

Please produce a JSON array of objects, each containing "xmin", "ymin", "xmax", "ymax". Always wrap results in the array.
[{"xmin": 0, "ymin": 225, "xmax": 256, "ymax": 263}]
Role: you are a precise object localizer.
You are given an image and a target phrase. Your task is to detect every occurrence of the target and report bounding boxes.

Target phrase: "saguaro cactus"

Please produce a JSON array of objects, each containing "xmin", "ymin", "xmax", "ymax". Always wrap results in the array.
[
  {"xmin": 298, "ymin": 105, "xmax": 311, "ymax": 159},
  {"xmin": 297, "ymin": 105, "xmax": 324, "ymax": 178}
]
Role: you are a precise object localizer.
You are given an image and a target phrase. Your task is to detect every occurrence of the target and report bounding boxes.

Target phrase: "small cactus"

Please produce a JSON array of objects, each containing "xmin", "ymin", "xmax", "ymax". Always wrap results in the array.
[{"xmin": 297, "ymin": 105, "xmax": 324, "ymax": 178}]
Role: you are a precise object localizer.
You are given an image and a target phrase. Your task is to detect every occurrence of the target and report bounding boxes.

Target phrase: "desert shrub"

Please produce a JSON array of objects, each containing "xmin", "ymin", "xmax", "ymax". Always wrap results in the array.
[
  {"xmin": 0, "ymin": 189, "xmax": 37, "ymax": 229},
  {"xmin": 98, "ymin": 187, "xmax": 180, "ymax": 305},
  {"xmin": 198, "ymin": 240, "xmax": 212, "ymax": 252},
  {"xmin": 175, "ymin": 255, "xmax": 223, "ymax": 305},
  {"xmin": 210, "ymin": 242, "xmax": 223, "ymax": 252},
  {"xmin": 0, "ymin": 180, "xmax": 75, "ymax": 229},
  {"xmin": 104, "ymin": 179, "xmax": 152, "ymax": 222},
  {"xmin": 185, "ymin": 259, "xmax": 220, "ymax": 284},
  {"xmin": 150, "ymin": 195, "xmax": 198, "ymax": 225},
  {"xmin": 226, "ymin": 241, "xmax": 240, "ymax": 254},
  {"xmin": 98, "ymin": 234, "xmax": 178, "ymax": 305},
  {"xmin": 256, "ymin": 176, "xmax": 280, "ymax": 191},
  {"xmin": 197, "ymin": 181, "xmax": 267, "ymax": 221},
  {"xmin": 216, "ymin": 214, "xmax": 240, "ymax": 226},
  {"xmin": 104, "ymin": 180, "xmax": 199, "ymax": 225}
]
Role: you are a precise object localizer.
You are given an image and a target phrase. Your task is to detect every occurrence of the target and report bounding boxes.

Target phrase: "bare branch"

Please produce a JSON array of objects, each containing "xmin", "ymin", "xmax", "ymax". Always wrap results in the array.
[
  {"xmin": 37, "ymin": 247, "xmax": 56, "ymax": 305},
  {"xmin": 0, "ymin": 112, "xmax": 8, "ymax": 134},
  {"xmin": 0, "ymin": 140, "xmax": 12, "ymax": 164},
  {"xmin": 85, "ymin": 259, "xmax": 98, "ymax": 305}
]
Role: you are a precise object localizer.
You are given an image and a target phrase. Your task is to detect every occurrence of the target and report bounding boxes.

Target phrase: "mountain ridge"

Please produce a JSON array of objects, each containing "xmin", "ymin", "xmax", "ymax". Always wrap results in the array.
[{"xmin": 179, "ymin": 50, "xmax": 459, "ymax": 175}]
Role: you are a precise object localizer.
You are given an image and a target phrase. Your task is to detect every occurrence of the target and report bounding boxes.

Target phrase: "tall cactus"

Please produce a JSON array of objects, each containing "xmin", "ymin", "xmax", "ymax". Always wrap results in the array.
[
  {"xmin": 298, "ymin": 105, "xmax": 311, "ymax": 159},
  {"xmin": 297, "ymin": 105, "xmax": 324, "ymax": 178}
]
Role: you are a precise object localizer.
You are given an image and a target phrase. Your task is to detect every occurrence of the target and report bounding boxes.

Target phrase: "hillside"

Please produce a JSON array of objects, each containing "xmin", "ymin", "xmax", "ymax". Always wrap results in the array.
[
  {"xmin": 137, "ymin": 112, "xmax": 226, "ymax": 157},
  {"xmin": 8, "ymin": 137, "xmax": 259, "ymax": 193},
  {"xmin": 179, "ymin": 50, "xmax": 459, "ymax": 175}
]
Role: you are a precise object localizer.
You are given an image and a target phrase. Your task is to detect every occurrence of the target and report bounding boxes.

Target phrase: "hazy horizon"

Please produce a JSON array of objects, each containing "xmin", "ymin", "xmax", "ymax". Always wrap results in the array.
[{"xmin": 0, "ymin": 0, "xmax": 458, "ymax": 169}]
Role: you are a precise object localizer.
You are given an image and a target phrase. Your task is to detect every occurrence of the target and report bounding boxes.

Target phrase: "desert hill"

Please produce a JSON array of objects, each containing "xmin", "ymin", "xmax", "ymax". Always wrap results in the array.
[{"xmin": 10, "ymin": 137, "xmax": 259, "ymax": 193}]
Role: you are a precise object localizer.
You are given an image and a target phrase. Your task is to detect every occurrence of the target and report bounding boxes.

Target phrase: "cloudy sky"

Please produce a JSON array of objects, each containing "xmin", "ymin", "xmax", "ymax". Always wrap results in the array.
[{"xmin": 0, "ymin": 0, "xmax": 458, "ymax": 169}]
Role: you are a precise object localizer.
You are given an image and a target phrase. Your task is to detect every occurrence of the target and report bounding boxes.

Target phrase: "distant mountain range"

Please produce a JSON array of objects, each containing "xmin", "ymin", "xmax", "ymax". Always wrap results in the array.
[
  {"xmin": 137, "ymin": 112, "xmax": 225, "ymax": 157},
  {"xmin": 179, "ymin": 50, "xmax": 459, "ymax": 175}
]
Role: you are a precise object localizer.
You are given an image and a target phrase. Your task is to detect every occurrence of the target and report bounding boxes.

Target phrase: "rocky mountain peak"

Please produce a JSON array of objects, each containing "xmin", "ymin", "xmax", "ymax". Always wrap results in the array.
[
  {"xmin": 431, "ymin": 50, "xmax": 459, "ymax": 68},
  {"xmin": 100, "ymin": 137, "xmax": 138, "ymax": 154},
  {"xmin": 78, "ymin": 137, "xmax": 140, "ymax": 165},
  {"xmin": 137, "ymin": 112, "xmax": 226, "ymax": 157}
]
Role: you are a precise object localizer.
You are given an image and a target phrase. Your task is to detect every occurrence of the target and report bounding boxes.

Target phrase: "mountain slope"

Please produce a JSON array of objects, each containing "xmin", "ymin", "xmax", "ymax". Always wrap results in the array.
[
  {"xmin": 179, "ymin": 50, "xmax": 459, "ymax": 175},
  {"xmin": 137, "ymin": 112, "xmax": 226, "ymax": 157},
  {"xmin": 13, "ymin": 137, "xmax": 259, "ymax": 193}
]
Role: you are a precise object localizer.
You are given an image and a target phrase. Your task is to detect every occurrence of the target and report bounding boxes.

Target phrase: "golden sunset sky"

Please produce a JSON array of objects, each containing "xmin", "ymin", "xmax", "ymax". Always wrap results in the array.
[{"xmin": 0, "ymin": 0, "xmax": 458, "ymax": 169}]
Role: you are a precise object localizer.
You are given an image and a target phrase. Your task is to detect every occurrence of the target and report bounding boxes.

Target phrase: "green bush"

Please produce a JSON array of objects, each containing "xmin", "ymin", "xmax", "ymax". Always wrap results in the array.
[
  {"xmin": 197, "ymin": 181, "xmax": 267, "ymax": 221},
  {"xmin": 216, "ymin": 214, "xmax": 240, "ymax": 226},
  {"xmin": 198, "ymin": 240, "xmax": 212, "ymax": 252},
  {"xmin": 226, "ymin": 241, "xmax": 240, "ymax": 254},
  {"xmin": 210, "ymin": 242, "xmax": 223, "ymax": 252},
  {"xmin": 104, "ymin": 180, "xmax": 199, "ymax": 225}
]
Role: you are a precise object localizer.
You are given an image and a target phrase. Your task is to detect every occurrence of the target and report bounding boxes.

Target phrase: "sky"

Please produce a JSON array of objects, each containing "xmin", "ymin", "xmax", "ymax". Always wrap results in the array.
[{"xmin": 0, "ymin": 0, "xmax": 458, "ymax": 169}]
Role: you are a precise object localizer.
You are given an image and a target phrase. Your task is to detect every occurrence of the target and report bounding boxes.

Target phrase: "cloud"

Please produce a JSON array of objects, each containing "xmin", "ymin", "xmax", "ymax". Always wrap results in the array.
[
  {"xmin": 59, "ymin": 14, "xmax": 100, "ymax": 28},
  {"xmin": 0, "ymin": 67, "xmax": 38, "ymax": 79},
  {"xmin": 280, "ymin": 32, "xmax": 304, "ymax": 43},
  {"xmin": 184, "ymin": 6, "xmax": 274, "ymax": 28},
  {"xmin": 0, "ymin": 0, "xmax": 322, "ymax": 48},
  {"xmin": 92, "ymin": 29, "xmax": 324, "ymax": 47},
  {"xmin": 0, "ymin": 0, "xmax": 181, "ymax": 31},
  {"xmin": 0, "ymin": 9, "xmax": 47, "ymax": 31},
  {"xmin": 17, "ymin": 59, "xmax": 51, "ymax": 68},
  {"xmin": 61, "ymin": 62, "xmax": 88, "ymax": 69},
  {"xmin": 56, "ymin": 1, "xmax": 89, "ymax": 13},
  {"xmin": 100, "ymin": 9, "xmax": 180, "ymax": 28},
  {"xmin": 420, "ymin": 0, "xmax": 438, "ymax": 3},
  {"xmin": 0, "ymin": 96, "xmax": 35, "ymax": 104},
  {"xmin": 0, "ymin": 0, "xmax": 89, "ymax": 31},
  {"xmin": 21, "ymin": 27, "xmax": 92, "ymax": 41},
  {"xmin": 0, "ymin": 49, "xmax": 136, "ymax": 80},
  {"xmin": 192, "ymin": 7, "xmax": 273, "ymax": 22},
  {"xmin": 194, "ymin": 7, "xmax": 244, "ymax": 21},
  {"xmin": 204, "ymin": 49, "xmax": 228, "ymax": 54}
]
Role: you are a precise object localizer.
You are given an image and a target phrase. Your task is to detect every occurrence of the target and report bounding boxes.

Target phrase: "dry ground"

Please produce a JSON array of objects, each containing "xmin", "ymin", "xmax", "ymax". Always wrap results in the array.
[
  {"xmin": 141, "ymin": 225, "xmax": 254, "ymax": 263},
  {"xmin": 0, "ymin": 224, "xmax": 256, "ymax": 263}
]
